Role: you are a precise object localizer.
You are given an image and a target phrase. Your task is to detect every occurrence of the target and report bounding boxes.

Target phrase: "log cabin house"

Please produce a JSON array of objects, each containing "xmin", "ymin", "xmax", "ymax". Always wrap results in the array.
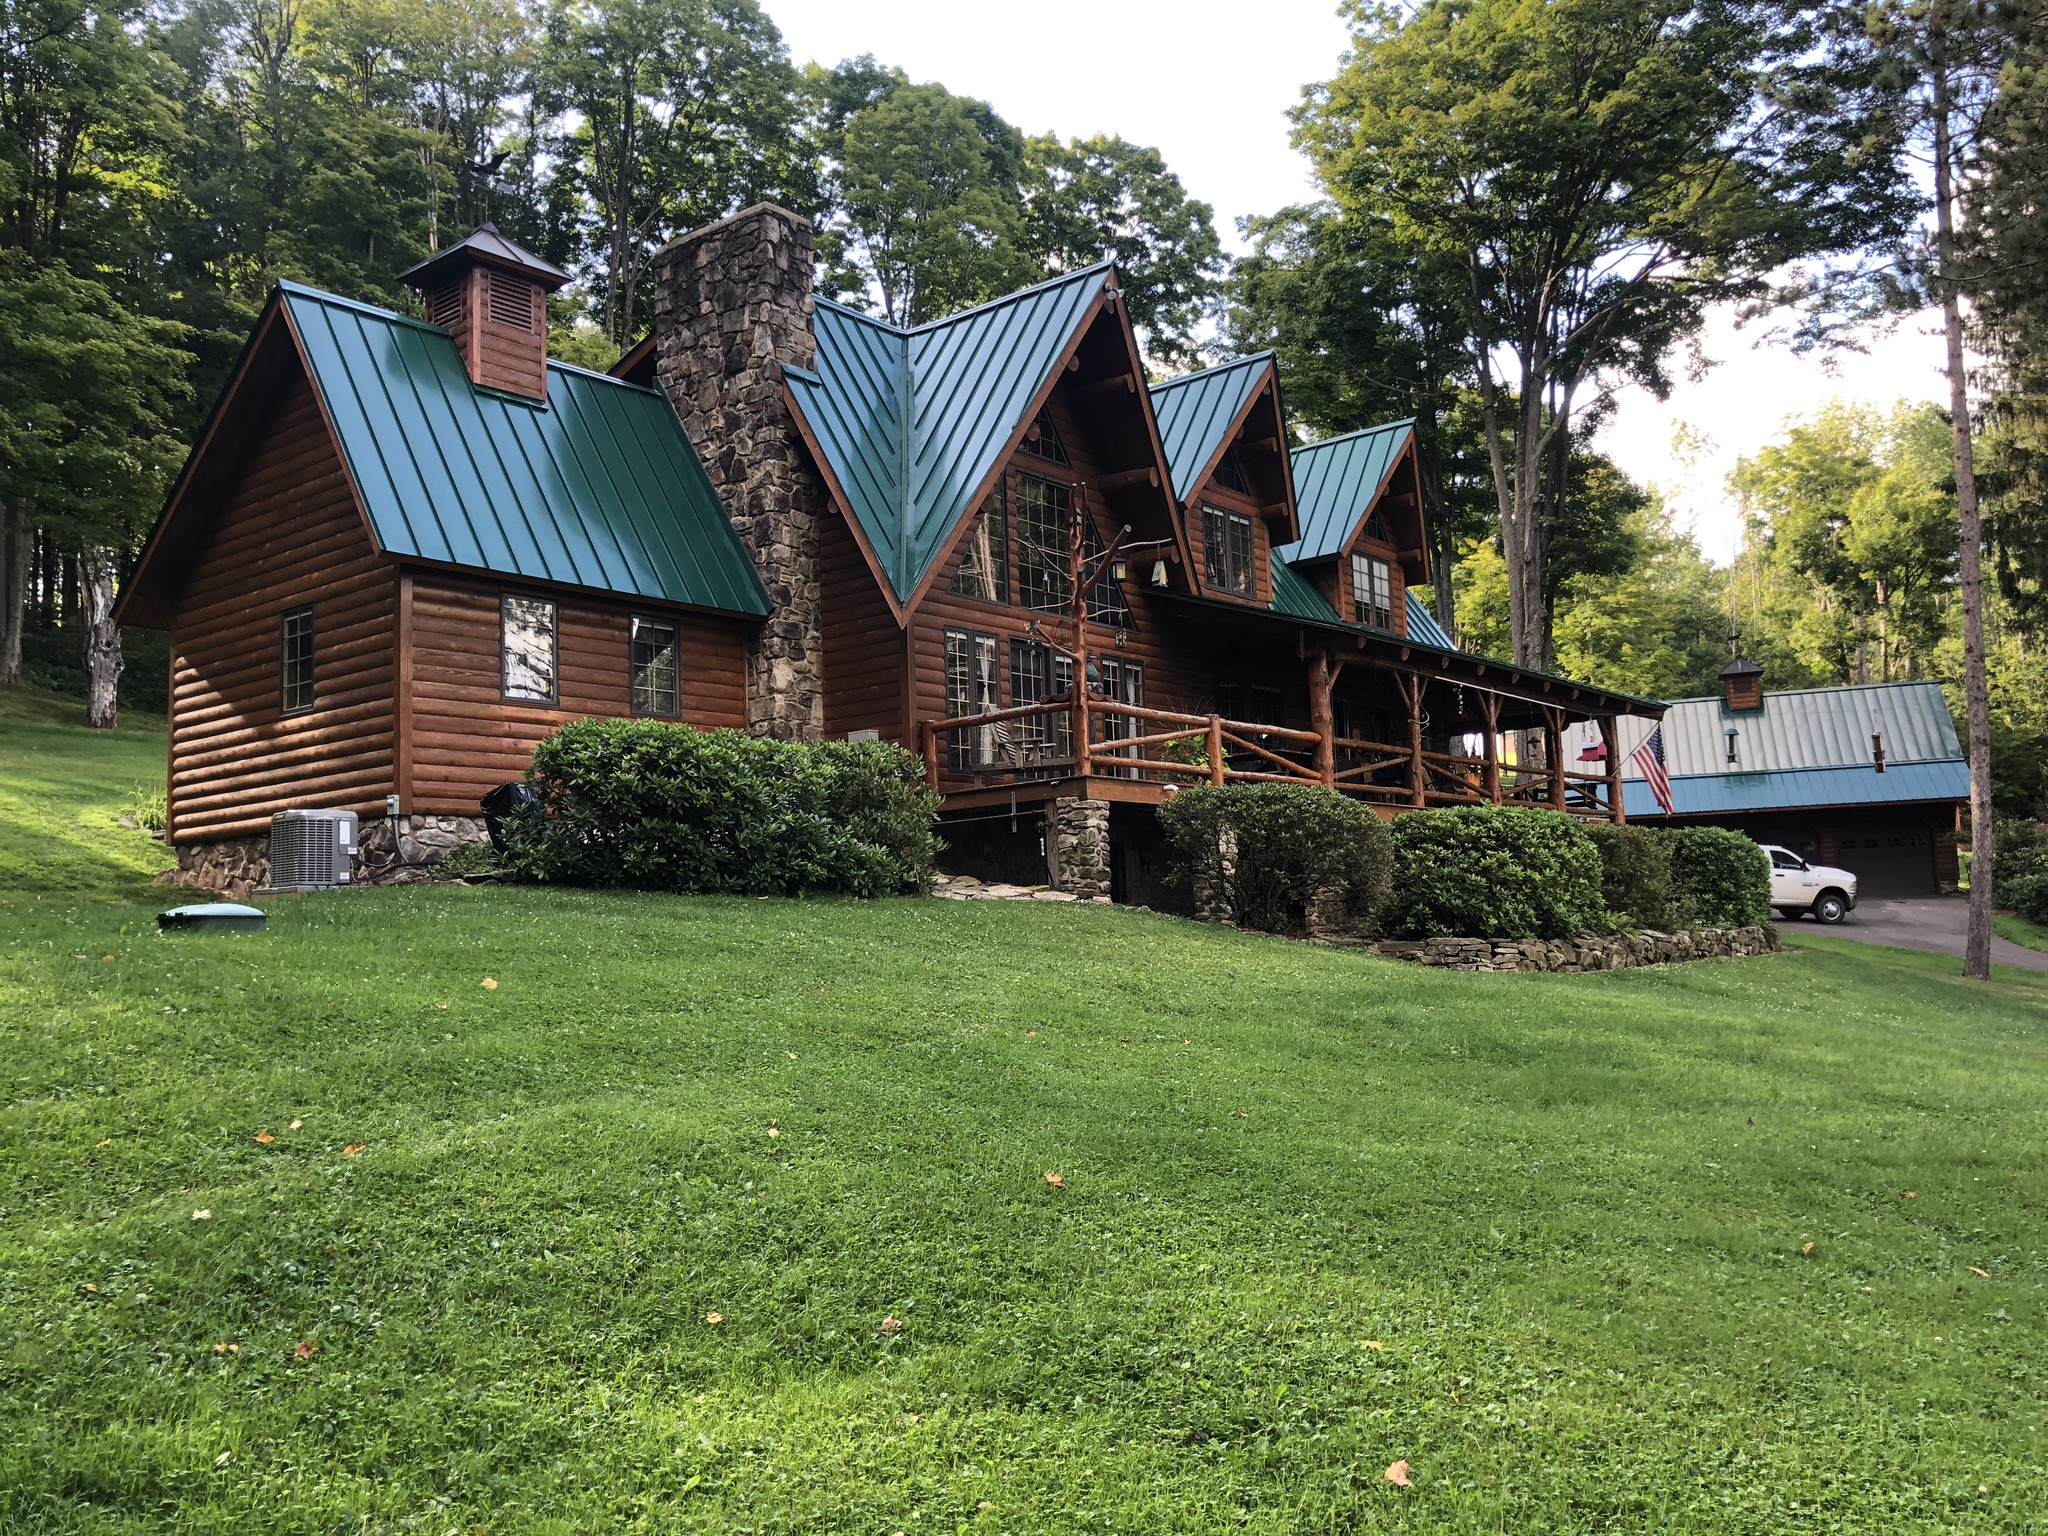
[{"xmin": 123, "ymin": 205, "xmax": 1662, "ymax": 898}]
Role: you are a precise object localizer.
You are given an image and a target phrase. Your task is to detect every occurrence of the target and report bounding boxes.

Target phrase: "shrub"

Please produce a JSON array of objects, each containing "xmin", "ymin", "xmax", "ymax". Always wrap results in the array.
[
  {"xmin": 1380, "ymin": 806, "xmax": 1607, "ymax": 939},
  {"xmin": 1584, "ymin": 822, "xmax": 1676, "ymax": 929},
  {"xmin": 1663, "ymin": 827, "xmax": 1772, "ymax": 927},
  {"xmin": 503, "ymin": 718, "xmax": 940, "ymax": 897},
  {"xmin": 1994, "ymin": 819, "xmax": 2048, "ymax": 922},
  {"xmin": 1157, "ymin": 783, "xmax": 1393, "ymax": 935}
]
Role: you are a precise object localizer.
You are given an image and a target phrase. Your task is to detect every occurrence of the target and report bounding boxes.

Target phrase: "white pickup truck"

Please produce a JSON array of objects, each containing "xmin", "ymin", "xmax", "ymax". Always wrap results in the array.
[{"xmin": 1760, "ymin": 843, "xmax": 1859, "ymax": 924}]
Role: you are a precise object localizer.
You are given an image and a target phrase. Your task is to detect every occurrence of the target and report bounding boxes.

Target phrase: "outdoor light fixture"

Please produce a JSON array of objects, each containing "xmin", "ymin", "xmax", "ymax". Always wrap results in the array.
[
  {"xmin": 1111, "ymin": 558, "xmax": 1127, "ymax": 581},
  {"xmin": 1114, "ymin": 628, "xmax": 1129, "ymax": 649}
]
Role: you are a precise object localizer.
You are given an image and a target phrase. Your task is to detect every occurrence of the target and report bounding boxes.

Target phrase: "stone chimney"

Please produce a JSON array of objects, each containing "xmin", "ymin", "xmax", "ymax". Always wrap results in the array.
[
  {"xmin": 651, "ymin": 204, "xmax": 824, "ymax": 740},
  {"xmin": 400, "ymin": 224, "xmax": 569, "ymax": 401},
  {"xmin": 1720, "ymin": 655, "xmax": 1764, "ymax": 712}
]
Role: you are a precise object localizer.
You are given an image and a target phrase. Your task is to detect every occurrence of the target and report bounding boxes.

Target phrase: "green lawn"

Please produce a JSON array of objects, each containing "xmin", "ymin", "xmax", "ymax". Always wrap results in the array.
[
  {"xmin": 1997, "ymin": 912, "xmax": 2048, "ymax": 954},
  {"xmin": 0, "ymin": 687, "xmax": 174, "ymax": 893},
  {"xmin": 3, "ymin": 691, "xmax": 2047, "ymax": 1533}
]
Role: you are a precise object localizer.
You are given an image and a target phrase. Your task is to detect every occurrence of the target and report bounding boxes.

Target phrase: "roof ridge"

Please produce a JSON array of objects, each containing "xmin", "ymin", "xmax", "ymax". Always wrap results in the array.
[
  {"xmin": 1291, "ymin": 417, "xmax": 1417, "ymax": 454},
  {"xmin": 276, "ymin": 279, "xmax": 447, "ymax": 337},
  {"xmin": 1150, "ymin": 352, "xmax": 1276, "ymax": 393},
  {"xmin": 814, "ymin": 295, "xmax": 912, "ymax": 336},
  {"xmin": 1662, "ymin": 678, "xmax": 1951, "ymax": 705}
]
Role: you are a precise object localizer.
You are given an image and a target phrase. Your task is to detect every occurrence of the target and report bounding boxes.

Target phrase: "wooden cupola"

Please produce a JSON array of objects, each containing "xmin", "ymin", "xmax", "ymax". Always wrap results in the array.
[
  {"xmin": 1721, "ymin": 654, "xmax": 1764, "ymax": 712},
  {"xmin": 400, "ymin": 223, "xmax": 570, "ymax": 401}
]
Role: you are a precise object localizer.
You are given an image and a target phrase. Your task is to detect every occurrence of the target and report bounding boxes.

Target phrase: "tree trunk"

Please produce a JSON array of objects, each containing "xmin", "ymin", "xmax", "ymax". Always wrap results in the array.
[
  {"xmin": 1934, "ymin": 58, "xmax": 1994, "ymax": 982},
  {"xmin": 0, "ymin": 499, "xmax": 28, "ymax": 686},
  {"xmin": 81, "ymin": 547, "xmax": 123, "ymax": 729}
]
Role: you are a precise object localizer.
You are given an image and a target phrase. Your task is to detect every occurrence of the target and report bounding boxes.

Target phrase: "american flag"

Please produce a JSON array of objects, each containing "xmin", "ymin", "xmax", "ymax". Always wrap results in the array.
[{"xmin": 1631, "ymin": 725, "xmax": 1674, "ymax": 815}]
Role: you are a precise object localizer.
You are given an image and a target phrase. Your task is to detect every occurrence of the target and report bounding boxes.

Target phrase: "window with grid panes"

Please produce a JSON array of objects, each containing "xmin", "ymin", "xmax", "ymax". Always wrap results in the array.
[
  {"xmin": 1203, "ymin": 505, "xmax": 1254, "ymax": 596},
  {"xmin": 1008, "ymin": 638, "xmax": 1072, "ymax": 761},
  {"xmin": 1097, "ymin": 656, "xmax": 1144, "ymax": 774},
  {"xmin": 1019, "ymin": 406, "xmax": 1068, "ymax": 463},
  {"xmin": 944, "ymin": 628, "xmax": 1000, "ymax": 769},
  {"xmin": 280, "ymin": 606, "xmax": 314, "ymax": 714},
  {"xmin": 1351, "ymin": 552, "xmax": 1394, "ymax": 630},
  {"xmin": 1014, "ymin": 472, "xmax": 1133, "ymax": 625},
  {"xmin": 948, "ymin": 481, "xmax": 1008, "ymax": 603},
  {"xmin": 629, "ymin": 616, "xmax": 679, "ymax": 716}
]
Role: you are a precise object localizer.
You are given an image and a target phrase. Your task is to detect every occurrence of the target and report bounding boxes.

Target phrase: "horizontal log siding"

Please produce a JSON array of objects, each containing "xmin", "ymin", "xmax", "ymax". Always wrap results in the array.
[
  {"xmin": 819, "ymin": 506, "xmax": 903, "ymax": 741},
  {"xmin": 167, "ymin": 373, "xmax": 396, "ymax": 842},
  {"xmin": 406, "ymin": 575, "xmax": 747, "ymax": 813}
]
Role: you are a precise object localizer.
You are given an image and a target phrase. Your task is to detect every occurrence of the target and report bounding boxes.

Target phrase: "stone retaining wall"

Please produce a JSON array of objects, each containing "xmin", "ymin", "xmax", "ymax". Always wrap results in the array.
[
  {"xmin": 163, "ymin": 815, "xmax": 494, "ymax": 897},
  {"xmin": 1358, "ymin": 925, "xmax": 1781, "ymax": 972}
]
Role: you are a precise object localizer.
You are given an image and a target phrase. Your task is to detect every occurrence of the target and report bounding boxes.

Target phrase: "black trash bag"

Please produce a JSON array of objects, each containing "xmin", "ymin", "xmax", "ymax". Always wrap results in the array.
[{"xmin": 479, "ymin": 781, "xmax": 541, "ymax": 853}]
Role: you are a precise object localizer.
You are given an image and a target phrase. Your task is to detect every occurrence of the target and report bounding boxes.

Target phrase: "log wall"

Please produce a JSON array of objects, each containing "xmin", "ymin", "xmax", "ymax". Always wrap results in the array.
[
  {"xmin": 405, "ymin": 574, "xmax": 749, "ymax": 814},
  {"xmin": 166, "ymin": 373, "xmax": 397, "ymax": 843}
]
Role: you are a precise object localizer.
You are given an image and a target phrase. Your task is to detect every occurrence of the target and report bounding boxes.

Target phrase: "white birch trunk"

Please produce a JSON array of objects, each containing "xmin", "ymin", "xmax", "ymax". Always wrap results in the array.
[{"xmin": 81, "ymin": 547, "xmax": 122, "ymax": 729}]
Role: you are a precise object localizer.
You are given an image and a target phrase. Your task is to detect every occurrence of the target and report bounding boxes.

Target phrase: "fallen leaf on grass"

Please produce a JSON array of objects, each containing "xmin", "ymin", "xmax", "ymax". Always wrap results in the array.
[
  {"xmin": 95, "ymin": 1139, "xmax": 111, "ymax": 1149},
  {"xmin": 254, "ymin": 1131, "xmax": 274, "ymax": 1145},
  {"xmin": 1862, "ymin": 1286, "xmax": 1875, "ymax": 1293},
  {"xmin": 480, "ymin": 978, "xmax": 498, "ymax": 991},
  {"xmin": 767, "ymin": 1127, "xmax": 781, "ymax": 1138},
  {"xmin": 292, "ymin": 1341, "xmax": 318, "ymax": 1360},
  {"xmin": 1901, "ymin": 1191, "xmax": 1917, "ymax": 1199},
  {"xmin": 879, "ymin": 1315, "xmax": 903, "ymax": 1335},
  {"xmin": 81, "ymin": 1284, "xmax": 98, "ymax": 1294},
  {"xmin": 342, "ymin": 1144, "xmax": 366, "ymax": 1156},
  {"xmin": 289, "ymin": 1119, "xmax": 302, "ymax": 1131},
  {"xmin": 1043, "ymin": 1172, "xmax": 1064, "ymax": 1188},
  {"xmin": 1970, "ymin": 1266, "xmax": 1991, "ymax": 1278},
  {"xmin": 1364, "ymin": 1340, "xmax": 1384, "ymax": 1350},
  {"xmin": 102, "ymin": 955, "xmax": 114, "ymax": 962},
  {"xmin": 71, "ymin": 952, "xmax": 86, "ymax": 959},
  {"xmin": 786, "ymin": 1052, "xmax": 798, "ymax": 1060},
  {"xmin": 1232, "ymin": 1109, "xmax": 1249, "ymax": 1119},
  {"xmin": 1385, "ymin": 1459, "xmax": 1411, "ymax": 1487},
  {"xmin": 192, "ymin": 1209, "xmax": 211, "ymax": 1221},
  {"xmin": 214, "ymin": 1451, "xmax": 232, "ymax": 1468},
  {"xmin": 213, "ymin": 1342, "xmax": 239, "ymax": 1354},
  {"xmin": 1802, "ymin": 1243, "xmax": 1813, "ymax": 1255},
  {"xmin": 1027, "ymin": 1030, "xmax": 1037, "ymax": 1038}
]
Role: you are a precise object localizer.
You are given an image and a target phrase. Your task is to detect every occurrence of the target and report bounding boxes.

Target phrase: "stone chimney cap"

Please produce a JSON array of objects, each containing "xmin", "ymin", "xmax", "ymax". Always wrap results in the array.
[
  {"xmin": 400, "ymin": 223, "xmax": 571, "ymax": 292},
  {"xmin": 1719, "ymin": 656, "xmax": 1764, "ymax": 679}
]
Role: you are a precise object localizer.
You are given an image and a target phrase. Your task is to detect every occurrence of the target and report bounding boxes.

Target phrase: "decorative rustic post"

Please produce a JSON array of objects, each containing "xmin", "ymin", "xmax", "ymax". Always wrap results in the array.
[
  {"xmin": 1207, "ymin": 714, "xmax": 1225, "ymax": 786},
  {"xmin": 1070, "ymin": 493, "xmax": 1091, "ymax": 779},
  {"xmin": 1601, "ymin": 714, "xmax": 1626, "ymax": 823},
  {"xmin": 1478, "ymin": 692, "xmax": 1501, "ymax": 806},
  {"xmin": 921, "ymin": 720, "xmax": 939, "ymax": 790},
  {"xmin": 1545, "ymin": 709, "xmax": 1567, "ymax": 813},
  {"xmin": 1404, "ymin": 673, "xmax": 1426, "ymax": 807},
  {"xmin": 1309, "ymin": 648, "xmax": 1336, "ymax": 788}
]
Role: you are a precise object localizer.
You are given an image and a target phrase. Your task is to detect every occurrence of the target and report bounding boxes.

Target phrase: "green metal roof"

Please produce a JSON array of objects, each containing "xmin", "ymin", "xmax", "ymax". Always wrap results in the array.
[
  {"xmin": 1281, "ymin": 419, "xmax": 1415, "ymax": 562},
  {"xmin": 1148, "ymin": 353, "xmax": 1273, "ymax": 502},
  {"xmin": 784, "ymin": 265, "xmax": 1113, "ymax": 602},
  {"xmin": 280, "ymin": 282, "xmax": 767, "ymax": 616},
  {"xmin": 1268, "ymin": 557, "xmax": 1342, "ymax": 622}
]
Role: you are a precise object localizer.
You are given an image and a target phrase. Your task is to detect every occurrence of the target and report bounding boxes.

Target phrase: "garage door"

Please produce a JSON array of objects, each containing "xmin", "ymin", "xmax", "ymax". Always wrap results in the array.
[{"xmin": 1832, "ymin": 820, "xmax": 1937, "ymax": 897}]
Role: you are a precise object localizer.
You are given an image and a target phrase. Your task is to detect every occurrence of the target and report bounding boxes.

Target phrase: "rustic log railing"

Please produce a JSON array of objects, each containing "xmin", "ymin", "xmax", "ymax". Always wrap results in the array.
[{"xmin": 919, "ymin": 696, "xmax": 1628, "ymax": 821}]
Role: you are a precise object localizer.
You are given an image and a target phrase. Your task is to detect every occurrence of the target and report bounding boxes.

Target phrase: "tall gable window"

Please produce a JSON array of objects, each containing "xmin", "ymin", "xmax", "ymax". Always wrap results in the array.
[
  {"xmin": 1019, "ymin": 406, "xmax": 1068, "ymax": 464},
  {"xmin": 501, "ymin": 594, "xmax": 558, "ymax": 703},
  {"xmin": 630, "ymin": 615, "xmax": 680, "ymax": 717},
  {"xmin": 1015, "ymin": 472, "xmax": 1132, "ymax": 625},
  {"xmin": 280, "ymin": 606, "xmax": 315, "ymax": 714},
  {"xmin": 1203, "ymin": 505, "xmax": 1254, "ymax": 597},
  {"xmin": 1352, "ymin": 552, "xmax": 1394, "ymax": 630},
  {"xmin": 1009, "ymin": 638, "xmax": 1073, "ymax": 761},
  {"xmin": 949, "ymin": 482, "xmax": 1009, "ymax": 603}
]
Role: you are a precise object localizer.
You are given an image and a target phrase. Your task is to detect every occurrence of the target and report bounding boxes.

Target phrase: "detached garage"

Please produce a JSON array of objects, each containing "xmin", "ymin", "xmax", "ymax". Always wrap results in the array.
[{"xmin": 1564, "ymin": 666, "xmax": 1970, "ymax": 897}]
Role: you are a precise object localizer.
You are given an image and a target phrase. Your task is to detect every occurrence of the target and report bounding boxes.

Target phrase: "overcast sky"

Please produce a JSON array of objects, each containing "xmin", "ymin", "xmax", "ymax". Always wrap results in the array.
[{"xmin": 762, "ymin": 0, "xmax": 1947, "ymax": 564}]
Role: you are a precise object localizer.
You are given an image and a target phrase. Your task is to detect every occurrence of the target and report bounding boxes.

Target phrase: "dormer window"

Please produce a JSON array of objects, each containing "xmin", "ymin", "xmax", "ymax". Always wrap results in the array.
[
  {"xmin": 1203, "ymin": 505, "xmax": 1254, "ymax": 597},
  {"xmin": 1020, "ymin": 406, "xmax": 1068, "ymax": 464},
  {"xmin": 1352, "ymin": 552, "xmax": 1394, "ymax": 629}
]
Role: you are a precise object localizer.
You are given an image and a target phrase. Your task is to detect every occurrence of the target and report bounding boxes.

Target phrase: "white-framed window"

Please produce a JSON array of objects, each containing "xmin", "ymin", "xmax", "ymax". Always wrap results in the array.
[
  {"xmin": 1203, "ymin": 505, "xmax": 1254, "ymax": 596},
  {"xmin": 1351, "ymin": 552, "xmax": 1394, "ymax": 630},
  {"xmin": 279, "ymin": 605, "xmax": 315, "ymax": 714},
  {"xmin": 629, "ymin": 615, "xmax": 679, "ymax": 717},
  {"xmin": 501, "ymin": 594, "xmax": 558, "ymax": 703}
]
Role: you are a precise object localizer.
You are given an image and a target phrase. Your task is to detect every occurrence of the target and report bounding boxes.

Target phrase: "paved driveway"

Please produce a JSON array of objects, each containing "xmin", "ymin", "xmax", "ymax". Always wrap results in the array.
[{"xmin": 1784, "ymin": 896, "xmax": 2048, "ymax": 974}]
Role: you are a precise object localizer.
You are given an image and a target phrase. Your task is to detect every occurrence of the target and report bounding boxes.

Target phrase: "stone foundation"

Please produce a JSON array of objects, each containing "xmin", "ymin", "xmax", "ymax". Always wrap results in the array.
[
  {"xmin": 1359, "ymin": 925, "xmax": 1781, "ymax": 972},
  {"xmin": 163, "ymin": 815, "xmax": 494, "ymax": 897},
  {"xmin": 1050, "ymin": 797, "xmax": 1111, "ymax": 899}
]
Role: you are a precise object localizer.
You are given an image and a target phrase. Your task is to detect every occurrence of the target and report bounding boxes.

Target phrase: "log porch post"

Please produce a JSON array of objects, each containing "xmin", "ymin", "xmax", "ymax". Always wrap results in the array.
[
  {"xmin": 1545, "ymin": 709, "xmax": 1567, "ymax": 813},
  {"xmin": 1309, "ymin": 648, "xmax": 1336, "ymax": 788},
  {"xmin": 1478, "ymin": 691, "xmax": 1501, "ymax": 806},
  {"xmin": 1404, "ymin": 672, "xmax": 1426, "ymax": 807},
  {"xmin": 1601, "ymin": 714, "xmax": 1625, "ymax": 823},
  {"xmin": 1207, "ymin": 714, "xmax": 1225, "ymax": 786}
]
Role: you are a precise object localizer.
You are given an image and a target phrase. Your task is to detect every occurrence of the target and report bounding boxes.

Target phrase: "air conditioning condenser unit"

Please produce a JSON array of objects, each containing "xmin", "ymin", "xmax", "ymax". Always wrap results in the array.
[{"xmin": 268, "ymin": 809, "xmax": 358, "ymax": 891}]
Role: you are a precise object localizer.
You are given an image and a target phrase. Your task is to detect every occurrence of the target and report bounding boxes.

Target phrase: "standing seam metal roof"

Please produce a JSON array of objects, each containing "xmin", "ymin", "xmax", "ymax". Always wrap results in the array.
[
  {"xmin": 1279, "ymin": 419, "xmax": 1416, "ymax": 562},
  {"xmin": 784, "ymin": 266, "xmax": 1114, "ymax": 602},
  {"xmin": 280, "ymin": 282, "xmax": 766, "ymax": 616},
  {"xmin": 1148, "ymin": 354, "xmax": 1274, "ymax": 502},
  {"xmin": 1562, "ymin": 680, "xmax": 1963, "ymax": 776}
]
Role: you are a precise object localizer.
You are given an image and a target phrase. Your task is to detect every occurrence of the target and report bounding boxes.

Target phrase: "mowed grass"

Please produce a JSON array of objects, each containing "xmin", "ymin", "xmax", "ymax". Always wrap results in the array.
[
  {"xmin": 1997, "ymin": 912, "xmax": 2048, "ymax": 955},
  {"xmin": 0, "ymin": 688, "xmax": 174, "ymax": 894},
  {"xmin": 2, "ymin": 694, "xmax": 2047, "ymax": 1533}
]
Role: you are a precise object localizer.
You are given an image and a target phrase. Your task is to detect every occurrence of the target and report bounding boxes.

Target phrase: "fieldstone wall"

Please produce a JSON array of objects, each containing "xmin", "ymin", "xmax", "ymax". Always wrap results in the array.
[
  {"xmin": 166, "ymin": 834, "xmax": 269, "ymax": 899},
  {"xmin": 1050, "ymin": 797, "xmax": 1111, "ymax": 899},
  {"xmin": 356, "ymin": 814, "xmax": 491, "ymax": 883},
  {"xmin": 652, "ymin": 203, "xmax": 824, "ymax": 742},
  {"xmin": 1361, "ymin": 925, "xmax": 1781, "ymax": 972}
]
